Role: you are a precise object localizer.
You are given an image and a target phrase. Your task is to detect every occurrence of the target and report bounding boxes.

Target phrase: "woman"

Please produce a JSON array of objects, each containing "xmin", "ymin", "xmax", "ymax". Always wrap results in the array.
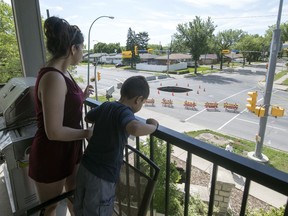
[{"xmin": 28, "ymin": 16, "xmax": 93, "ymax": 216}]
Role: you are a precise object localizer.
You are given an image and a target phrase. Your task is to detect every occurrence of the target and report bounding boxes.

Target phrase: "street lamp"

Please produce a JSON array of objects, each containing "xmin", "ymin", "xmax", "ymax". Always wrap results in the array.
[{"xmin": 87, "ymin": 16, "xmax": 114, "ymax": 92}]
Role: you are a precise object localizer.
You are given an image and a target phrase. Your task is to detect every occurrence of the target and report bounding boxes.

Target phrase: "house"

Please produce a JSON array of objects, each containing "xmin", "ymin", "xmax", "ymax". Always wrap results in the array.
[
  {"xmin": 136, "ymin": 53, "xmax": 191, "ymax": 72},
  {"xmin": 83, "ymin": 53, "xmax": 123, "ymax": 65},
  {"xmin": 150, "ymin": 53, "xmax": 192, "ymax": 65},
  {"xmin": 138, "ymin": 53, "xmax": 158, "ymax": 63},
  {"xmin": 104, "ymin": 54, "xmax": 123, "ymax": 65},
  {"xmin": 199, "ymin": 54, "xmax": 218, "ymax": 65},
  {"xmin": 83, "ymin": 53, "xmax": 109, "ymax": 64},
  {"xmin": 224, "ymin": 53, "xmax": 244, "ymax": 62}
]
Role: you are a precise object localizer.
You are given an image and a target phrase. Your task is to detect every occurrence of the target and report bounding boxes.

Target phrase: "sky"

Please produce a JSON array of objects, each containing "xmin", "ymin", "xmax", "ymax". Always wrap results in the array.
[{"xmin": 5, "ymin": 0, "xmax": 288, "ymax": 47}]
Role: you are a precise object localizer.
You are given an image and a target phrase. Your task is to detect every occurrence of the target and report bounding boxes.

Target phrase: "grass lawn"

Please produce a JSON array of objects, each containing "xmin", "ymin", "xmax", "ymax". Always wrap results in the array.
[
  {"xmin": 274, "ymin": 70, "xmax": 288, "ymax": 81},
  {"xmin": 176, "ymin": 66, "xmax": 219, "ymax": 75},
  {"xmin": 282, "ymin": 78, "xmax": 288, "ymax": 85},
  {"xmin": 185, "ymin": 129, "xmax": 288, "ymax": 173},
  {"xmin": 89, "ymin": 95, "xmax": 115, "ymax": 103},
  {"xmin": 274, "ymin": 70, "xmax": 288, "ymax": 86}
]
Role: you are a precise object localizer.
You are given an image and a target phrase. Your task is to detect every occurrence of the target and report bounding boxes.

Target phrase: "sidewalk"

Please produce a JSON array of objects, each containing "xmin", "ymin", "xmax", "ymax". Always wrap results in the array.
[
  {"xmin": 273, "ymin": 71, "xmax": 288, "ymax": 91},
  {"xmin": 137, "ymin": 107, "xmax": 287, "ymax": 208},
  {"xmin": 244, "ymin": 62, "xmax": 288, "ymax": 91}
]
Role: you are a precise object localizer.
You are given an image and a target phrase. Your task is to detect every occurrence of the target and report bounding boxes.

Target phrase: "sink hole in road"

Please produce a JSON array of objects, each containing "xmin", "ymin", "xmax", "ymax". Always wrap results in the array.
[{"xmin": 158, "ymin": 86, "xmax": 192, "ymax": 93}]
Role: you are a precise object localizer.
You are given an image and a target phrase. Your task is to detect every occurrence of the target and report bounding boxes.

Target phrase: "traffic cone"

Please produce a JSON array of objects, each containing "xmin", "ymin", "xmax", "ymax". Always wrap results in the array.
[{"xmin": 172, "ymin": 92, "xmax": 174, "ymax": 96}]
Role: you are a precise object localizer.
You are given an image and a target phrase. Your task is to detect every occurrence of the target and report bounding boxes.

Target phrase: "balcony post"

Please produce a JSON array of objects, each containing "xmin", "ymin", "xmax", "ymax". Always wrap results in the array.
[{"xmin": 11, "ymin": 0, "xmax": 46, "ymax": 77}]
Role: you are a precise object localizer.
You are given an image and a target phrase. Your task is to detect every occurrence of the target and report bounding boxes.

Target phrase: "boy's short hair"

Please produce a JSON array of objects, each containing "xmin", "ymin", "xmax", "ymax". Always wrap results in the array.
[{"xmin": 120, "ymin": 76, "xmax": 149, "ymax": 99}]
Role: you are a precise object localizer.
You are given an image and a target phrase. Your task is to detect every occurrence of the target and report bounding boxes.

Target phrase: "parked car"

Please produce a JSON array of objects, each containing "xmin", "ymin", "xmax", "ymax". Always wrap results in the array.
[
  {"xmin": 187, "ymin": 62, "xmax": 198, "ymax": 67},
  {"xmin": 232, "ymin": 58, "xmax": 244, "ymax": 63},
  {"xmin": 115, "ymin": 63, "xmax": 125, "ymax": 68}
]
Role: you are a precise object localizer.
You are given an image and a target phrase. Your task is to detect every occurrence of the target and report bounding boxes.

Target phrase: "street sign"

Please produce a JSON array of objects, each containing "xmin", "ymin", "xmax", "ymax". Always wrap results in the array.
[
  {"xmin": 231, "ymin": 49, "xmax": 240, "ymax": 54},
  {"xmin": 222, "ymin": 50, "xmax": 230, "ymax": 54},
  {"xmin": 106, "ymin": 85, "xmax": 115, "ymax": 97},
  {"xmin": 106, "ymin": 85, "xmax": 115, "ymax": 101},
  {"xmin": 122, "ymin": 51, "xmax": 132, "ymax": 59}
]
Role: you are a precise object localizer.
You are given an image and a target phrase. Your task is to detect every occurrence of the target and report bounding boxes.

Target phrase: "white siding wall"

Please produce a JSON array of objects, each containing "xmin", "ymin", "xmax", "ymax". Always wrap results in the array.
[
  {"xmin": 104, "ymin": 57, "xmax": 122, "ymax": 64},
  {"xmin": 136, "ymin": 62, "xmax": 187, "ymax": 72}
]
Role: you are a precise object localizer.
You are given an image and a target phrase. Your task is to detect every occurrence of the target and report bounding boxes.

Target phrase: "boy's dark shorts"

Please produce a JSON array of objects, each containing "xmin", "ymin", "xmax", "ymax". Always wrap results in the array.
[{"xmin": 74, "ymin": 164, "xmax": 116, "ymax": 216}]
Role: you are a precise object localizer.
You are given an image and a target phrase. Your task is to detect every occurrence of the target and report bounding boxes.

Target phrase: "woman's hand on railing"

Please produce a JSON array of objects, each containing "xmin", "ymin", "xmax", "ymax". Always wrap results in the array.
[
  {"xmin": 83, "ymin": 85, "xmax": 94, "ymax": 99},
  {"xmin": 86, "ymin": 125, "xmax": 94, "ymax": 141}
]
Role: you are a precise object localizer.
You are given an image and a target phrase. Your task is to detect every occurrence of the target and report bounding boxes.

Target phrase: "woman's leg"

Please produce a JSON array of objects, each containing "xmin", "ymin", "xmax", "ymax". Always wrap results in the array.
[
  {"xmin": 65, "ymin": 165, "xmax": 79, "ymax": 216},
  {"xmin": 34, "ymin": 179, "xmax": 66, "ymax": 216}
]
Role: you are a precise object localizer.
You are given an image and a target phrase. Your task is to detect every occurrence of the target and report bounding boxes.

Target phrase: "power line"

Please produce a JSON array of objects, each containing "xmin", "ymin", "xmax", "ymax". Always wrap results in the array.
[
  {"xmin": 212, "ymin": 14, "xmax": 288, "ymax": 20},
  {"xmin": 117, "ymin": 14, "xmax": 288, "ymax": 22}
]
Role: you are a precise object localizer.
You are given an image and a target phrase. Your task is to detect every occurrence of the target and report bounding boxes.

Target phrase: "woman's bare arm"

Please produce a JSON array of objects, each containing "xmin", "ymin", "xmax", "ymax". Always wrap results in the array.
[{"xmin": 39, "ymin": 72, "xmax": 91, "ymax": 141}]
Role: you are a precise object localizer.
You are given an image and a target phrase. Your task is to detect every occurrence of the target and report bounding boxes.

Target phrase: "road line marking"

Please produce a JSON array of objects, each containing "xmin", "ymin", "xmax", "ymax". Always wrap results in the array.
[
  {"xmin": 216, "ymin": 87, "xmax": 256, "ymax": 103},
  {"xmin": 184, "ymin": 108, "xmax": 207, "ymax": 121},
  {"xmin": 217, "ymin": 109, "xmax": 247, "ymax": 131},
  {"xmin": 184, "ymin": 87, "xmax": 256, "ymax": 122},
  {"xmin": 236, "ymin": 118, "xmax": 286, "ymax": 131}
]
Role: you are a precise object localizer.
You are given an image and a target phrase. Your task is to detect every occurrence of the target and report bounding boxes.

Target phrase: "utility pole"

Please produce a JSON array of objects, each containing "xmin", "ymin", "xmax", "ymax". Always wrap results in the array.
[
  {"xmin": 166, "ymin": 37, "xmax": 173, "ymax": 76},
  {"xmin": 166, "ymin": 49, "xmax": 170, "ymax": 76},
  {"xmin": 249, "ymin": 0, "xmax": 283, "ymax": 162}
]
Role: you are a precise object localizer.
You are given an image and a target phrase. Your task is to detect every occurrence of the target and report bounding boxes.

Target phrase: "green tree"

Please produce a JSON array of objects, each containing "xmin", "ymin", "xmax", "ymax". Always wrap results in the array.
[
  {"xmin": 136, "ymin": 31, "xmax": 149, "ymax": 51},
  {"xmin": 124, "ymin": 27, "xmax": 146, "ymax": 68},
  {"xmin": 281, "ymin": 22, "xmax": 288, "ymax": 42},
  {"xmin": 265, "ymin": 22, "xmax": 288, "ymax": 57},
  {"xmin": 171, "ymin": 37, "xmax": 189, "ymax": 54},
  {"xmin": 212, "ymin": 29, "xmax": 246, "ymax": 69},
  {"xmin": 140, "ymin": 138, "xmax": 183, "ymax": 215},
  {"xmin": 93, "ymin": 42, "xmax": 121, "ymax": 54},
  {"xmin": 235, "ymin": 34, "xmax": 267, "ymax": 63},
  {"xmin": 265, "ymin": 22, "xmax": 288, "ymax": 44},
  {"xmin": 246, "ymin": 204, "xmax": 285, "ymax": 216},
  {"xmin": 140, "ymin": 138, "xmax": 219, "ymax": 215},
  {"xmin": 175, "ymin": 16, "xmax": 216, "ymax": 73},
  {"xmin": 0, "ymin": 0, "xmax": 22, "ymax": 83},
  {"xmin": 146, "ymin": 43, "xmax": 164, "ymax": 55}
]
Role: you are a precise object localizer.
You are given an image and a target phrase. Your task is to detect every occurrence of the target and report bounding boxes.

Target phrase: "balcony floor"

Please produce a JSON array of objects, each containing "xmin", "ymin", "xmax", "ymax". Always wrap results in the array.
[{"xmin": 0, "ymin": 164, "xmax": 71, "ymax": 216}]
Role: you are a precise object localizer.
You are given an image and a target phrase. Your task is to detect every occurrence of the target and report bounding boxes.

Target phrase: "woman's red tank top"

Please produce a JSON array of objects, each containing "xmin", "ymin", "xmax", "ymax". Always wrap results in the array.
[{"xmin": 29, "ymin": 67, "xmax": 84, "ymax": 183}]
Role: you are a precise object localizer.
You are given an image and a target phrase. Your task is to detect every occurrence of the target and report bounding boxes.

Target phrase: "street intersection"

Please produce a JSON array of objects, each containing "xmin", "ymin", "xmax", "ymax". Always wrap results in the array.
[{"xmin": 76, "ymin": 64, "xmax": 288, "ymax": 152}]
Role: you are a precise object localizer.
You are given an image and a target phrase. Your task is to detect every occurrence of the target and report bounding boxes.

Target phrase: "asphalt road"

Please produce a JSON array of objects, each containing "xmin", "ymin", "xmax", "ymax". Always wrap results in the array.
[{"xmin": 76, "ymin": 65, "xmax": 288, "ymax": 152}]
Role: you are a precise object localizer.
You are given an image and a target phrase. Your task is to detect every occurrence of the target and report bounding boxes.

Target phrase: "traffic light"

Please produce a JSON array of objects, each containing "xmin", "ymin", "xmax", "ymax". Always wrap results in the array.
[
  {"xmin": 134, "ymin": 45, "xmax": 138, "ymax": 56},
  {"xmin": 246, "ymin": 91, "xmax": 258, "ymax": 112},
  {"xmin": 255, "ymin": 106, "xmax": 265, "ymax": 117},
  {"xmin": 271, "ymin": 106, "xmax": 284, "ymax": 117},
  {"xmin": 97, "ymin": 72, "xmax": 101, "ymax": 81}
]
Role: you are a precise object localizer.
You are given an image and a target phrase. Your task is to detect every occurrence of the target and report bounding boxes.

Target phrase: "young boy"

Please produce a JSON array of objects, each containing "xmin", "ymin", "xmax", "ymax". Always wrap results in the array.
[{"xmin": 74, "ymin": 75, "xmax": 159, "ymax": 216}]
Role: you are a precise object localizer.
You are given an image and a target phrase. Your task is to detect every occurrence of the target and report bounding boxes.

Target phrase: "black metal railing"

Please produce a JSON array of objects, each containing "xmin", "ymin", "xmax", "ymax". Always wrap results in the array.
[
  {"xmin": 84, "ymin": 98, "xmax": 288, "ymax": 216},
  {"xmin": 26, "ymin": 98, "xmax": 288, "ymax": 215}
]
